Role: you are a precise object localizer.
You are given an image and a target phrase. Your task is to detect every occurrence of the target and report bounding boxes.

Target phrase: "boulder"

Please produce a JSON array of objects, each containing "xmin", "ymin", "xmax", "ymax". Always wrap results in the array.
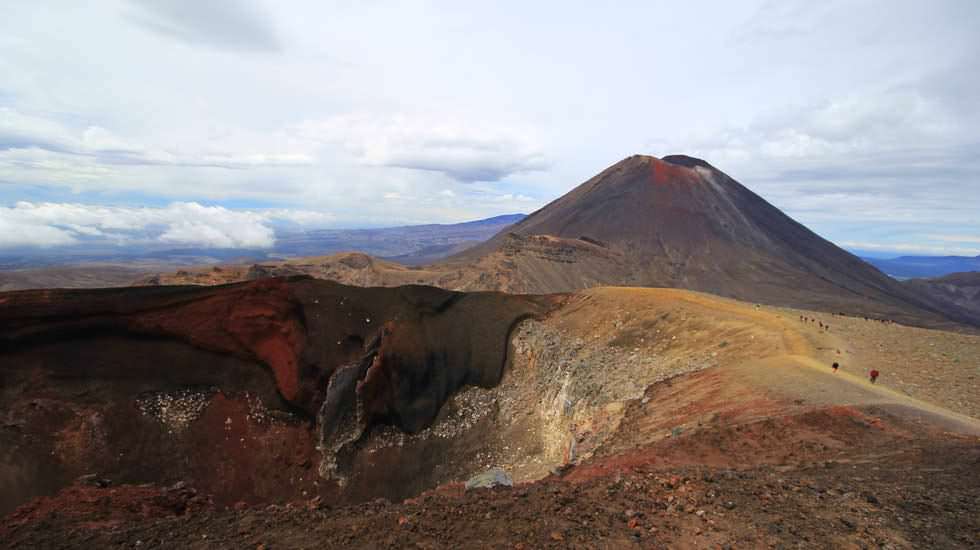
[{"xmin": 465, "ymin": 468, "xmax": 513, "ymax": 490}]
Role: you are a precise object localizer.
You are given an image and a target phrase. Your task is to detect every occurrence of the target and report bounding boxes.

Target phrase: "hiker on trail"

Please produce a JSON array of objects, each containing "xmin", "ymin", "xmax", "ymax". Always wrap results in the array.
[
  {"xmin": 832, "ymin": 362, "xmax": 839, "ymax": 373},
  {"xmin": 869, "ymin": 369, "xmax": 879, "ymax": 384}
]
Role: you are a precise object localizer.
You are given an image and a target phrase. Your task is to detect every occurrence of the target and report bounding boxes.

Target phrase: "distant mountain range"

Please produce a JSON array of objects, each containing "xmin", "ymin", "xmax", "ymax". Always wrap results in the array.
[
  {"xmin": 273, "ymin": 213, "xmax": 526, "ymax": 263},
  {"xmin": 860, "ymin": 255, "xmax": 980, "ymax": 279},
  {"xmin": 0, "ymin": 213, "xmax": 527, "ymax": 271},
  {"xmin": 0, "ymin": 214, "xmax": 526, "ymax": 291}
]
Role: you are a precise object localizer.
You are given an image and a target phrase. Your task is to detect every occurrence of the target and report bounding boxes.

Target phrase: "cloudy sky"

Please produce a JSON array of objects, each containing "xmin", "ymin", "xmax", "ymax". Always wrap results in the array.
[{"xmin": 1, "ymin": 0, "xmax": 978, "ymax": 255}]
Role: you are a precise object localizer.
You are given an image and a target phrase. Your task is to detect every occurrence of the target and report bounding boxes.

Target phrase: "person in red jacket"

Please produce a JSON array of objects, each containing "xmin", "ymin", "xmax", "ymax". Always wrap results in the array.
[{"xmin": 869, "ymin": 369, "xmax": 880, "ymax": 384}]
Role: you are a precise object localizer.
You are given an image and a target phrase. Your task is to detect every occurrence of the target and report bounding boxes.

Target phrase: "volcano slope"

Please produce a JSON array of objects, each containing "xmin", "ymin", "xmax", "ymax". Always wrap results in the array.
[
  {"xmin": 905, "ymin": 271, "xmax": 980, "ymax": 319},
  {"xmin": 142, "ymin": 155, "xmax": 977, "ymax": 330},
  {"xmin": 3, "ymin": 285, "xmax": 979, "ymax": 548},
  {"xmin": 443, "ymin": 155, "xmax": 975, "ymax": 328}
]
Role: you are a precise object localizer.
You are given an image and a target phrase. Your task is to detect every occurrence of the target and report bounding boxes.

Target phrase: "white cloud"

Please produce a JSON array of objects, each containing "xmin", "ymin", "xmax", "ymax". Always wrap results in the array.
[
  {"xmin": 928, "ymin": 234, "xmax": 980, "ymax": 245},
  {"xmin": 491, "ymin": 193, "xmax": 536, "ymax": 203},
  {"xmin": 0, "ymin": 215, "xmax": 78, "ymax": 247},
  {"xmin": 669, "ymin": 91, "xmax": 959, "ymax": 168},
  {"xmin": 262, "ymin": 208, "xmax": 335, "ymax": 226},
  {"xmin": 154, "ymin": 202, "xmax": 274, "ymax": 248},
  {"xmin": 159, "ymin": 222, "xmax": 268, "ymax": 248},
  {"xmin": 2, "ymin": 1, "xmax": 979, "ymax": 255},
  {"xmin": 123, "ymin": 0, "xmax": 281, "ymax": 52},
  {"xmin": 81, "ymin": 126, "xmax": 143, "ymax": 153},
  {"xmin": 295, "ymin": 113, "xmax": 548, "ymax": 182},
  {"xmin": 0, "ymin": 146, "xmax": 115, "ymax": 185},
  {"xmin": 0, "ymin": 201, "xmax": 345, "ymax": 249},
  {"xmin": 0, "ymin": 107, "xmax": 313, "ymax": 172},
  {"xmin": 0, "ymin": 108, "xmax": 79, "ymax": 153}
]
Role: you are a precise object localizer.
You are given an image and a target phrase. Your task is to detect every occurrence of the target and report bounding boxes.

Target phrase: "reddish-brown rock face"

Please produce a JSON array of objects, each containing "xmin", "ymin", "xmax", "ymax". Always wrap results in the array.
[
  {"xmin": 0, "ymin": 277, "xmax": 550, "ymax": 515},
  {"xmin": 125, "ymin": 278, "xmax": 307, "ymax": 402}
]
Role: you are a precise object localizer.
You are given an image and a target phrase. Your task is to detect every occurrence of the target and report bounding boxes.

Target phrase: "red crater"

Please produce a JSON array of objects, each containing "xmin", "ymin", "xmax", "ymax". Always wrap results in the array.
[
  {"xmin": 0, "ymin": 277, "xmax": 549, "ymax": 515},
  {"xmin": 647, "ymin": 155, "xmax": 700, "ymax": 186}
]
